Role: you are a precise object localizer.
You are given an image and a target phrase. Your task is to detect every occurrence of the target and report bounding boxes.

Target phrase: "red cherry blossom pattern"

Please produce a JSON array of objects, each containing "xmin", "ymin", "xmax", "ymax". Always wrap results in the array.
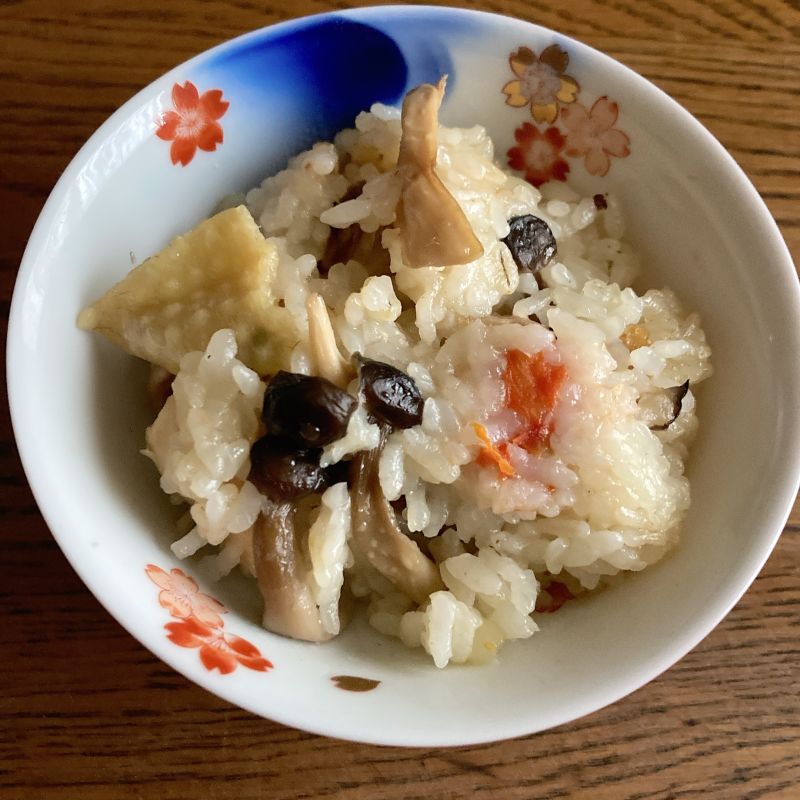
[
  {"xmin": 165, "ymin": 617, "xmax": 273, "ymax": 674},
  {"xmin": 156, "ymin": 81, "xmax": 229, "ymax": 166},
  {"xmin": 145, "ymin": 564, "xmax": 272, "ymax": 675},
  {"xmin": 508, "ymin": 123, "xmax": 570, "ymax": 187},
  {"xmin": 504, "ymin": 46, "xmax": 630, "ymax": 183}
]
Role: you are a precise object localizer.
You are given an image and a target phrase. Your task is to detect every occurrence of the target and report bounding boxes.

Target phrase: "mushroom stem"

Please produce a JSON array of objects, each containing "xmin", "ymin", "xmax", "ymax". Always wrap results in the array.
[
  {"xmin": 252, "ymin": 500, "xmax": 334, "ymax": 642},
  {"xmin": 396, "ymin": 77, "xmax": 484, "ymax": 268},
  {"xmin": 306, "ymin": 292, "xmax": 353, "ymax": 389},
  {"xmin": 350, "ymin": 430, "xmax": 443, "ymax": 604}
]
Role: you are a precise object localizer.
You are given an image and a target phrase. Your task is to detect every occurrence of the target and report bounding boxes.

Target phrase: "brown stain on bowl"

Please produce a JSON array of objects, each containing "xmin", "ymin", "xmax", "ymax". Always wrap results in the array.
[{"xmin": 331, "ymin": 675, "xmax": 381, "ymax": 692}]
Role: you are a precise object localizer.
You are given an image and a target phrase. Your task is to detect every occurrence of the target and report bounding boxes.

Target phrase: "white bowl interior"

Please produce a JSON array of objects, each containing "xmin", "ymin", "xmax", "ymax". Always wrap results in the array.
[{"xmin": 9, "ymin": 7, "xmax": 800, "ymax": 745}]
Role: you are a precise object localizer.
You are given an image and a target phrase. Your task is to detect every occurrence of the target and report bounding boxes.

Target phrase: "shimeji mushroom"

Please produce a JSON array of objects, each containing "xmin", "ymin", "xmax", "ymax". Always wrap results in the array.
[
  {"xmin": 306, "ymin": 293, "xmax": 353, "ymax": 390},
  {"xmin": 350, "ymin": 430, "xmax": 443, "ymax": 604},
  {"xmin": 248, "ymin": 303, "xmax": 358, "ymax": 641},
  {"xmin": 349, "ymin": 359, "xmax": 443, "ymax": 603},
  {"xmin": 250, "ymin": 438, "xmax": 336, "ymax": 642}
]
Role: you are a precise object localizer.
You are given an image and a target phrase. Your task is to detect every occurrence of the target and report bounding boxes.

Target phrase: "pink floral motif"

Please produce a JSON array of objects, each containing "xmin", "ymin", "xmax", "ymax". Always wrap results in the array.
[
  {"xmin": 507, "ymin": 123, "xmax": 570, "ymax": 187},
  {"xmin": 503, "ymin": 45, "xmax": 631, "ymax": 182},
  {"xmin": 560, "ymin": 97, "xmax": 631, "ymax": 177},
  {"xmin": 145, "ymin": 564, "xmax": 226, "ymax": 626},
  {"xmin": 165, "ymin": 617, "xmax": 273, "ymax": 674},
  {"xmin": 155, "ymin": 81, "xmax": 229, "ymax": 166},
  {"xmin": 145, "ymin": 564, "xmax": 272, "ymax": 675}
]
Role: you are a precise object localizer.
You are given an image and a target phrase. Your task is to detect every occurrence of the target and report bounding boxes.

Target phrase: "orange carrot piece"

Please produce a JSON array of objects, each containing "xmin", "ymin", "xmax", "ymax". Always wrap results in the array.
[
  {"xmin": 471, "ymin": 422, "xmax": 516, "ymax": 477},
  {"xmin": 503, "ymin": 349, "xmax": 567, "ymax": 451}
]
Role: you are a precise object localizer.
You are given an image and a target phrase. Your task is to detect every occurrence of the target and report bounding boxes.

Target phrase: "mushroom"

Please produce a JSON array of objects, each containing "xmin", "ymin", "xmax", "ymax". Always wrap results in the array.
[
  {"xmin": 396, "ymin": 77, "xmax": 484, "ymax": 268},
  {"xmin": 249, "ymin": 436, "xmax": 335, "ymax": 642},
  {"xmin": 650, "ymin": 381, "xmax": 690, "ymax": 431},
  {"xmin": 247, "ymin": 313, "xmax": 360, "ymax": 642},
  {"xmin": 501, "ymin": 214, "xmax": 557, "ymax": 280},
  {"xmin": 319, "ymin": 227, "xmax": 389, "ymax": 278},
  {"xmin": 318, "ymin": 183, "xmax": 390, "ymax": 277},
  {"xmin": 306, "ymin": 292, "xmax": 353, "ymax": 389},
  {"xmin": 249, "ymin": 355, "xmax": 443, "ymax": 638},
  {"xmin": 262, "ymin": 370, "xmax": 356, "ymax": 448},
  {"xmin": 349, "ymin": 358, "xmax": 443, "ymax": 603},
  {"xmin": 350, "ymin": 430, "xmax": 443, "ymax": 604},
  {"xmin": 253, "ymin": 498, "xmax": 335, "ymax": 642}
]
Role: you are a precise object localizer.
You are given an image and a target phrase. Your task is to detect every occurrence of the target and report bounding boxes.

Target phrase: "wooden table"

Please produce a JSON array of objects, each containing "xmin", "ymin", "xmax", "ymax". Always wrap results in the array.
[{"xmin": 2, "ymin": 1, "xmax": 798, "ymax": 797}]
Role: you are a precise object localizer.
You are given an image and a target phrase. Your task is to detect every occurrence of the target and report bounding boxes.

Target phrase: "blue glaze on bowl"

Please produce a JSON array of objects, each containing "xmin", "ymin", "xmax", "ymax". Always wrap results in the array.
[{"xmin": 196, "ymin": 14, "xmax": 456, "ymax": 171}]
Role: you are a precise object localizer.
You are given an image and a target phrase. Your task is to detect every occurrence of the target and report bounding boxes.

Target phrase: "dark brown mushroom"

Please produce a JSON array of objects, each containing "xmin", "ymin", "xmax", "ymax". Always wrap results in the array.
[
  {"xmin": 318, "ymin": 183, "xmax": 391, "ymax": 278},
  {"xmin": 357, "ymin": 355, "xmax": 424, "ymax": 430},
  {"xmin": 396, "ymin": 77, "xmax": 484, "ymax": 268},
  {"xmin": 319, "ymin": 226, "xmax": 387, "ymax": 276},
  {"xmin": 501, "ymin": 214, "xmax": 557, "ymax": 274},
  {"xmin": 245, "ymin": 302, "xmax": 362, "ymax": 643},
  {"xmin": 318, "ymin": 183, "xmax": 365, "ymax": 277},
  {"xmin": 249, "ymin": 437, "xmax": 330, "ymax": 502},
  {"xmin": 349, "ymin": 429, "xmax": 443, "ymax": 604},
  {"xmin": 262, "ymin": 371, "xmax": 356, "ymax": 448}
]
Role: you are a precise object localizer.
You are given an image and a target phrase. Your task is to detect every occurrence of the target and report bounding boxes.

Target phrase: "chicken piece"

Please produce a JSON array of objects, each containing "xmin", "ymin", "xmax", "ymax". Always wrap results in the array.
[
  {"xmin": 396, "ymin": 77, "xmax": 484, "ymax": 268},
  {"xmin": 78, "ymin": 206, "xmax": 296, "ymax": 374}
]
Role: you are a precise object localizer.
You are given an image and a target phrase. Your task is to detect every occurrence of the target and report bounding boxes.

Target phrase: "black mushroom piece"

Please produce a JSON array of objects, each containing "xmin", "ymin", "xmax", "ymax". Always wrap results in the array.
[
  {"xmin": 350, "ymin": 430, "xmax": 444, "ymax": 604},
  {"xmin": 501, "ymin": 214, "xmax": 558, "ymax": 274},
  {"xmin": 249, "ymin": 436, "xmax": 331, "ymax": 502},
  {"xmin": 249, "ymin": 360, "xmax": 357, "ymax": 642},
  {"xmin": 357, "ymin": 356, "xmax": 424, "ymax": 430},
  {"xmin": 348, "ymin": 359, "xmax": 442, "ymax": 602},
  {"xmin": 262, "ymin": 371, "xmax": 356, "ymax": 448},
  {"xmin": 650, "ymin": 381, "xmax": 690, "ymax": 432},
  {"xmin": 249, "ymin": 436, "xmax": 336, "ymax": 642}
]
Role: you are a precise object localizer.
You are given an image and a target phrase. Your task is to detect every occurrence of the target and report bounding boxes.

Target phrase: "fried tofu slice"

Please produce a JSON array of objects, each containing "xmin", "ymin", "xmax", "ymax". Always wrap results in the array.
[{"xmin": 78, "ymin": 206, "xmax": 296, "ymax": 374}]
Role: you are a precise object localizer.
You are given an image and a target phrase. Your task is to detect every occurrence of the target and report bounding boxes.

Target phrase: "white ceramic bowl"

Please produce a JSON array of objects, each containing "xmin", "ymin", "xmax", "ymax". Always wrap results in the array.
[{"xmin": 9, "ymin": 6, "xmax": 800, "ymax": 746}]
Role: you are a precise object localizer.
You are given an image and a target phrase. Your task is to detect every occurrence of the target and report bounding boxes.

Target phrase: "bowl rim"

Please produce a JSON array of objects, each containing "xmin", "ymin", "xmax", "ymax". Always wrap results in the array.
[{"xmin": 7, "ymin": 4, "xmax": 800, "ymax": 746}]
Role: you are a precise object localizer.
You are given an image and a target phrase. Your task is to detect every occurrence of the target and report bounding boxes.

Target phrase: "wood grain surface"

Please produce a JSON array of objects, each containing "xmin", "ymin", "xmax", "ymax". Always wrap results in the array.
[{"xmin": 2, "ymin": 1, "xmax": 799, "ymax": 798}]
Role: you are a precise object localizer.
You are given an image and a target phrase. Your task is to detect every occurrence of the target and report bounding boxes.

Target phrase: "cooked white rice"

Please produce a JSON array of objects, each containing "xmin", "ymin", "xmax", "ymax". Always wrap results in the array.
[{"xmin": 144, "ymin": 102, "xmax": 711, "ymax": 666}]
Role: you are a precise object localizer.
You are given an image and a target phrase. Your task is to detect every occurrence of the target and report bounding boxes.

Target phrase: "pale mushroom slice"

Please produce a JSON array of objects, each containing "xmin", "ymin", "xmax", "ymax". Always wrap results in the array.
[
  {"xmin": 253, "ymin": 500, "xmax": 335, "ymax": 643},
  {"xmin": 305, "ymin": 292, "xmax": 353, "ymax": 390},
  {"xmin": 396, "ymin": 77, "xmax": 484, "ymax": 268},
  {"xmin": 350, "ymin": 431, "xmax": 443, "ymax": 604}
]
